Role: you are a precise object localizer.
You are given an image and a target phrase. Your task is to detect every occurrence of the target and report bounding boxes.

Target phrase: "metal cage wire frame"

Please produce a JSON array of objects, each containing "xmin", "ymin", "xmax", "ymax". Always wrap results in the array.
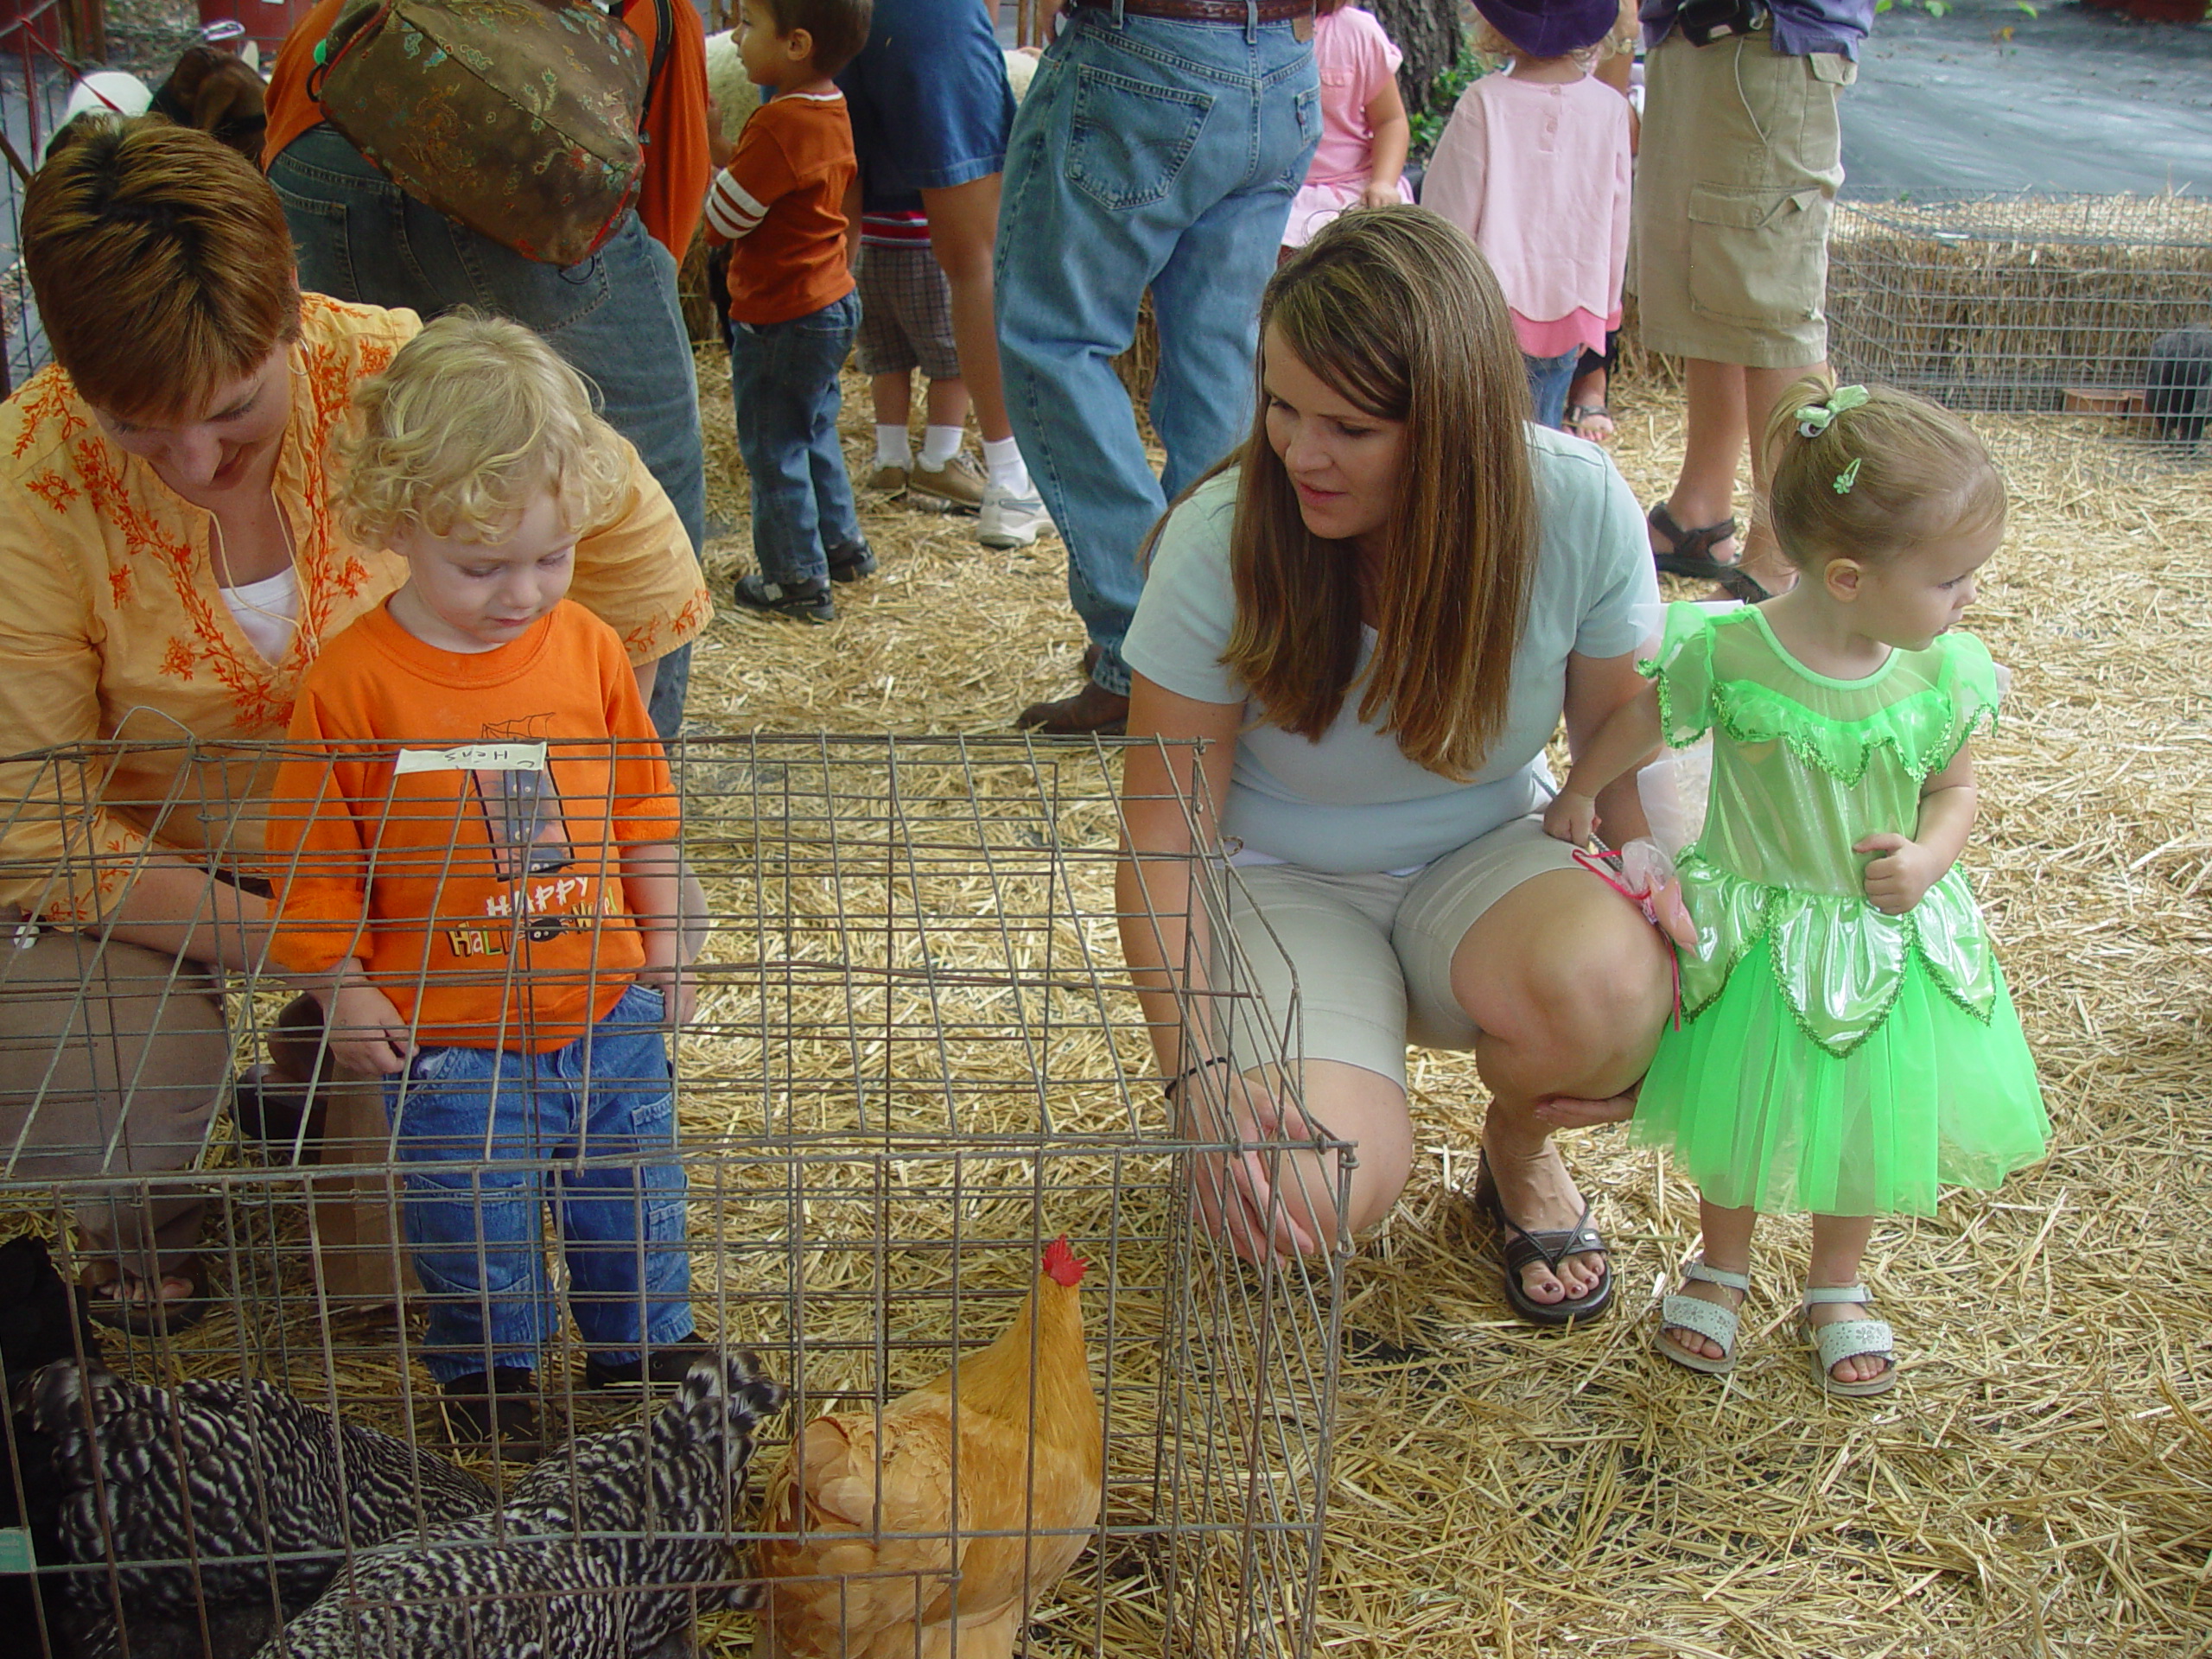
[
  {"xmin": 0, "ymin": 732, "xmax": 1346, "ymax": 1659},
  {"xmin": 1824, "ymin": 191, "xmax": 2212, "ymax": 436}
]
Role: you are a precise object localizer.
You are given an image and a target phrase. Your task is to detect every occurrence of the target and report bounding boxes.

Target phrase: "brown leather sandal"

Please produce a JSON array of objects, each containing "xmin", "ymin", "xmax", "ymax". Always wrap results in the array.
[{"xmin": 1648, "ymin": 502, "xmax": 1770, "ymax": 603}]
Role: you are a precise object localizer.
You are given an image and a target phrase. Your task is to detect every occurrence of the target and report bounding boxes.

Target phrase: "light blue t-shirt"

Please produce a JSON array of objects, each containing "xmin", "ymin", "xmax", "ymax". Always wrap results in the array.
[{"xmin": 1122, "ymin": 427, "xmax": 1658, "ymax": 875}]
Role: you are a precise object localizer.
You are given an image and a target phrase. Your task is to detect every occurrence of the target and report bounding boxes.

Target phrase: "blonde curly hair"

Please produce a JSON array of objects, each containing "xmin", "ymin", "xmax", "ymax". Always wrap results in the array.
[{"xmin": 330, "ymin": 312, "xmax": 629, "ymax": 548}]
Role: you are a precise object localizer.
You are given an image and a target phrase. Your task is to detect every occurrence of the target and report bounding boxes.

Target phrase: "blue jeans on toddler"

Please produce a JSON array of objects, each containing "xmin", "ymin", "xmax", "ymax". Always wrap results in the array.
[
  {"xmin": 728, "ymin": 291, "xmax": 866, "ymax": 589},
  {"xmin": 386, "ymin": 982, "xmax": 692, "ymax": 1383},
  {"xmin": 1522, "ymin": 347, "xmax": 1583, "ymax": 431}
]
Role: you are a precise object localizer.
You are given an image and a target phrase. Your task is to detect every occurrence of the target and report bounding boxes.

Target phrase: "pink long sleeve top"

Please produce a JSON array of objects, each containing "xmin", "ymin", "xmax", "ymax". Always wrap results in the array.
[{"xmin": 1420, "ymin": 70, "xmax": 1633, "ymax": 359}]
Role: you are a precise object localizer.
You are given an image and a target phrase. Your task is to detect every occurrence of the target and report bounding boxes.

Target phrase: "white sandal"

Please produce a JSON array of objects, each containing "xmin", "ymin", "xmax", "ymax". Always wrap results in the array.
[
  {"xmin": 1656, "ymin": 1260, "xmax": 1750, "ymax": 1376},
  {"xmin": 1802, "ymin": 1284, "xmax": 1897, "ymax": 1397}
]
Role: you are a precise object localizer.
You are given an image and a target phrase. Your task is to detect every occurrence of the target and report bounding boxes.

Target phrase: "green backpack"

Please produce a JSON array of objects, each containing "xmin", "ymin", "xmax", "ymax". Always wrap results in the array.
[{"xmin": 311, "ymin": 0, "xmax": 673, "ymax": 268}]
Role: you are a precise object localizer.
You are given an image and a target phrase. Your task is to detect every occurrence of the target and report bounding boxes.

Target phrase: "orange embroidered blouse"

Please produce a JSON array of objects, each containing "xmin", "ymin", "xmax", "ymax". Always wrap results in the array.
[{"xmin": 0, "ymin": 295, "xmax": 711, "ymax": 925}]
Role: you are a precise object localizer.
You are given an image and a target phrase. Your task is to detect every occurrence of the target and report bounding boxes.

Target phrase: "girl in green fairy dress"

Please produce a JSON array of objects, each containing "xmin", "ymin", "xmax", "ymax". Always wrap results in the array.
[{"xmin": 1543, "ymin": 379, "xmax": 2049, "ymax": 1397}]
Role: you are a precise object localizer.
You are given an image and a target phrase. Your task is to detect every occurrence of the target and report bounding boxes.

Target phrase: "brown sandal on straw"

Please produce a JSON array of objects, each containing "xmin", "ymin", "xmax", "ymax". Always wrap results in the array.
[
  {"xmin": 1648, "ymin": 503, "xmax": 1770, "ymax": 603},
  {"xmin": 1564, "ymin": 402, "xmax": 1617, "ymax": 442}
]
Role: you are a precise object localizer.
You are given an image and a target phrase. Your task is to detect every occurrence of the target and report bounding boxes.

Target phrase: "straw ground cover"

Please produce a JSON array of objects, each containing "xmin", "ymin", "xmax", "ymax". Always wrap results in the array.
[
  {"xmin": 5, "ymin": 348, "xmax": 2201, "ymax": 1657},
  {"xmin": 683, "ymin": 346, "xmax": 2212, "ymax": 1655}
]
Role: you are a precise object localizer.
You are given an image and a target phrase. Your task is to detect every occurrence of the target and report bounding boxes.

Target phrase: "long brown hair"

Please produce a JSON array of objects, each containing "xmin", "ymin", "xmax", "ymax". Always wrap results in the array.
[{"xmin": 1221, "ymin": 206, "xmax": 1538, "ymax": 780}]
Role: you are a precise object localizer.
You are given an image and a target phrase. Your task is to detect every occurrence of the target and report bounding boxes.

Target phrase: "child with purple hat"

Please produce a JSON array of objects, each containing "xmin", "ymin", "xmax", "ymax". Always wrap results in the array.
[{"xmin": 1421, "ymin": 0, "xmax": 1635, "ymax": 431}]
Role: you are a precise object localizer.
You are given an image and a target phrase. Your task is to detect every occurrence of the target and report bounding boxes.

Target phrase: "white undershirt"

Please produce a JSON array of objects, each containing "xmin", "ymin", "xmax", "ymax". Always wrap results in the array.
[{"xmin": 219, "ymin": 564, "xmax": 302, "ymax": 664}]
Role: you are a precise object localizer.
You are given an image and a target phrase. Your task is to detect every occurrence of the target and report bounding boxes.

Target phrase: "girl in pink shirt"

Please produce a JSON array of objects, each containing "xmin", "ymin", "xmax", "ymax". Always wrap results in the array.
[
  {"xmin": 1420, "ymin": 0, "xmax": 1632, "ymax": 431},
  {"xmin": 1281, "ymin": 1, "xmax": 1413, "ymax": 251}
]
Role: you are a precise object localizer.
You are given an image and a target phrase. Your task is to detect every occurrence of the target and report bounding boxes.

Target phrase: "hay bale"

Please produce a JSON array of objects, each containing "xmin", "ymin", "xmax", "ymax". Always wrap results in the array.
[{"xmin": 1827, "ymin": 193, "xmax": 2212, "ymax": 415}]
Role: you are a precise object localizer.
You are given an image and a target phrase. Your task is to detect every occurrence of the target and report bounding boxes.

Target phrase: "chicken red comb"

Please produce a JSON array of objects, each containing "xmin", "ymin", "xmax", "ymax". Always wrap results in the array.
[{"xmin": 1041, "ymin": 1235, "xmax": 1089, "ymax": 1287}]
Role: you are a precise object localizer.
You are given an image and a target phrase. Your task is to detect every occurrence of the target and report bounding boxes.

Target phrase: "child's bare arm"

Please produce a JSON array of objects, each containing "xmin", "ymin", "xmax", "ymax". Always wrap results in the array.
[
  {"xmin": 1362, "ymin": 79, "xmax": 1411, "ymax": 207},
  {"xmin": 311, "ymin": 960, "xmax": 414, "ymax": 1077},
  {"xmin": 1858, "ymin": 747, "xmax": 1977, "ymax": 916},
  {"xmin": 621, "ymin": 838, "xmax": 694, "ymax": 1026},
  {"xmin": 1544, "ymin": 679, "xmax": 1662, "ymax": 848}
]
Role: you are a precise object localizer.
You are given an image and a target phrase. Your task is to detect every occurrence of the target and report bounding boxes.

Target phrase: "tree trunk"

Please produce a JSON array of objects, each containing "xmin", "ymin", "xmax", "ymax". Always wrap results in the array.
[{"xmin": 1365, "ymin": 0, "xmax": 1462, "ymax": 123}]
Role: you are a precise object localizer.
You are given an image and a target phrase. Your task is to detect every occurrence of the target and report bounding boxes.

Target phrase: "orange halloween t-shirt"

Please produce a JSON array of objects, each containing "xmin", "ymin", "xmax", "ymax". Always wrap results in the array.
[{"xmin": 266, "ymin": 599, "xmax": 679, "ymax": 1053}]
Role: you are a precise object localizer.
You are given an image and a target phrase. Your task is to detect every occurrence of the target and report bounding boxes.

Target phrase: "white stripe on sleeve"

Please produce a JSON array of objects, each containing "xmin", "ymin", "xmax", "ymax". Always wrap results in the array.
[{"xmin": 704, "ymin": 172, "xmax": 768, "ymax": 239}]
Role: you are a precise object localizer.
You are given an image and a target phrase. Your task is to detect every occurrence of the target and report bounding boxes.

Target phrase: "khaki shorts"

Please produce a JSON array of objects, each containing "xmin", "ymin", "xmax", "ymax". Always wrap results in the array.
[
  {"xmin": 1211, "ymin": 816, "xmax": 1585, "ymax": 1090},
  {"xmin": 1631, "ymin": 29, "xmax": 1854, "ymax": 367}
]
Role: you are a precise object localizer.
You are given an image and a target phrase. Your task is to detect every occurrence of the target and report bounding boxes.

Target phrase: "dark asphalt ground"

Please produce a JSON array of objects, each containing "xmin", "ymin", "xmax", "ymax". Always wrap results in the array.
[{"xmin": 1842, "ymin": 0, "xmax": 2212, "ymax": 197}]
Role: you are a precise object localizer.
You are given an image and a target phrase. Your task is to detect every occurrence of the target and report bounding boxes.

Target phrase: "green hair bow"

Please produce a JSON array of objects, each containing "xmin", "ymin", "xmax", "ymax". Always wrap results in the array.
[{"xmin": 1796, "ymin": 384, "xmax": 1870, "ymax": 438}]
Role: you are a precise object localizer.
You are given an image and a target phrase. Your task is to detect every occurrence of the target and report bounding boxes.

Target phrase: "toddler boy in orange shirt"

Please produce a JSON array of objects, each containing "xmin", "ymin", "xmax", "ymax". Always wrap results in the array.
[
  {"xmin": 705, "ymin": 0, "xmax": 875, "ymax": 623},
  {"xmin": 266, "ymin": 315, "xmax": 702, "ymax": 1459}
]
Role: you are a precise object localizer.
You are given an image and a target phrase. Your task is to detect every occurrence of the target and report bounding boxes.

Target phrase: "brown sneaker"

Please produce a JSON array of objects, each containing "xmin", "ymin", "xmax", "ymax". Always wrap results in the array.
[
  {"xmin": 908, "ymin": 453, "xmax": 986, "ymax": 512},
  {"xmin": 866, "ymin": 462, "xmax": 909, "ymax": 496}
]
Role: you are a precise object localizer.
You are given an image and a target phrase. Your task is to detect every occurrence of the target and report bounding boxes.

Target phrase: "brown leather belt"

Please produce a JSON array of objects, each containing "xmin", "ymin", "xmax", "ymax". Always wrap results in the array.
[{"xmin": 1075, "ymin": 0, "xmax": 1315, "ymax": 24}]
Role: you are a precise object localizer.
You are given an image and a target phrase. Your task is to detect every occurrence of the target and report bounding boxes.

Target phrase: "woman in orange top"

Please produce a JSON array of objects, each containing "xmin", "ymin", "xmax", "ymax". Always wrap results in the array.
[{"xmin": 0, "ymin": 121, "xmax": 709, "ymax": 1331}]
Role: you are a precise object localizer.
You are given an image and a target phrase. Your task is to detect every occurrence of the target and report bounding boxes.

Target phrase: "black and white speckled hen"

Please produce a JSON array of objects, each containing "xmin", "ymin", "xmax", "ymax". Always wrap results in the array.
[
  {"xmin": 257, "ymin": 1352, "xmax": 786, "ymax": 1659},
  {"xmin": 1, "ymin": 1235, "xmax": 105, "ymax": 1657},
  {"xmin": 31, "ymin": 1357, "xmax": 496, "ymax": 1659}
]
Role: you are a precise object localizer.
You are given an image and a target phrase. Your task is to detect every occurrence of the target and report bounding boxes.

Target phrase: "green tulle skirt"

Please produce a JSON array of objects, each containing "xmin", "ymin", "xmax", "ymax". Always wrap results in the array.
[{"xmin": 1631, "ymin": 938, "xmax": 2050, "ymax": 1217}]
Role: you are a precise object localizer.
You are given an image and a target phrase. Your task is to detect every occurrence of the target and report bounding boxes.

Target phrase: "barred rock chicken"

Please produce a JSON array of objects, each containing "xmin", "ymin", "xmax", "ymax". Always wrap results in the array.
[
  {"xmin": 31, "ymin": 1359, "xmax": 495, "ymax": 1659},
  {"xmin": 753, "ymin": 1236, "xmax": 1103, "ymax": 1659},
  {"xmin": 1, "ymin": 1236, "xmax": 105, "ymax": 1654},
  {"xmin": 256, "ymin": 1352, "xmax": 785, "ymax": 1659}
]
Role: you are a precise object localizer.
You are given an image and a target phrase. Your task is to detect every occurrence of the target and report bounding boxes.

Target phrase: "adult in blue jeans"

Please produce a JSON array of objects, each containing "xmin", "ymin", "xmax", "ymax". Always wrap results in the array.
[
  {"xmin": 264, "ymin": 148, "xmax": 708, "ymax": 742},
  {"xmin": 1000, "ymin": 0, "xmax": 1320, "ymax": 735},
  {"xmin": 839, "ymin": 0, "xmax": 1051, "ymax": 550}
]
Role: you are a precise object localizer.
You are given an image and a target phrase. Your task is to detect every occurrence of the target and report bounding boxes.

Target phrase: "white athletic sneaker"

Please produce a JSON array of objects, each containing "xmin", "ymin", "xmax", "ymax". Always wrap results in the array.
[{"xmin": 976, "ymin": 483, "xmax": 1052, "ymax": 549}]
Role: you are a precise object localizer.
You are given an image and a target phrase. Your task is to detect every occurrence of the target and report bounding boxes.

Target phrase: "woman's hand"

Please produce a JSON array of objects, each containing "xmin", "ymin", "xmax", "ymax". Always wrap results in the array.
[
  {"xmin": 325, "ymin": 980, "xmax": 413, "ymax": 1077},
  {"xmin": 1173, "ymin": 1069, "xmax": 1324, "ymax": 1265},
  {"xmin": 1855, "ymin": 832, "xmax": 1948, "ymax": 915},
  {"xmin": 1542, "ymin": 788, "xmax": 1599, "ymax": 847}
]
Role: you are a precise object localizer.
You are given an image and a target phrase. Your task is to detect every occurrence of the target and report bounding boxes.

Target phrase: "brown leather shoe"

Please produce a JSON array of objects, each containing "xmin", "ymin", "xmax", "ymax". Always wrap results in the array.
[
  {"xmin": 1015, "ymin": 678, "xmax": 1128, "ymax": 736},
  {"xmin": 1080, "ymin": 641, "xmax": 1102, "ymax": 679}
]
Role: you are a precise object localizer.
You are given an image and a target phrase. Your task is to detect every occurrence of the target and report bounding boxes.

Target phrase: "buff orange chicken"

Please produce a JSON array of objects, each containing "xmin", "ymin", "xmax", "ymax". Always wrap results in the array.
[{"xmin": 753, "ymin": 1236, "xmax": 1103, "ymax": 1659}]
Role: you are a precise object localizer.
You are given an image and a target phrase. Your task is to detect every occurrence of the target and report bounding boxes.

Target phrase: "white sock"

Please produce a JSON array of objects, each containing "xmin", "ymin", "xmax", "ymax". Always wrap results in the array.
[
  {"xmin": 919, "ymin": 424, "xmax": 963, "ymax": 468},
  {"xmin": 982, "ymin": 435, "xmax": 1029, "ymax": 495},
  {"xmin": 874, "ymin": 424, "xmax": 912, "ymax": 468}
]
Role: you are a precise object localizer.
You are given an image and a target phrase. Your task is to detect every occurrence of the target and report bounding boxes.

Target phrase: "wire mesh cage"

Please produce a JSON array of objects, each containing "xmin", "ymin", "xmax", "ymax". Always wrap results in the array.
[
  {"xmin": 0, "ymin": 733, "xmax": 1344, "ymax": 1659},
  {"xmin": 1825, "ymin": 193, "xmax": 2212, "ymax": 438}
]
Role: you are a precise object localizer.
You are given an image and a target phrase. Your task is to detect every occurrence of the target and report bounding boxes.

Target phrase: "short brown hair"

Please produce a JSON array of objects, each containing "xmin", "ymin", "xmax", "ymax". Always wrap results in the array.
[
  {"xmin": 22, "ymin": 117, "xmax": 300, "ymax": 423},
  {"xmin": 766, "ymin": 0, "xmax": 873, "ymax": 78},
  {"xmin": 1218, "ymin": 206, "xmax": 1538, "ymax": 782},
  {"xmin": 1762, "ymin": 378, "xmax": 2007, "ymax": 571}
]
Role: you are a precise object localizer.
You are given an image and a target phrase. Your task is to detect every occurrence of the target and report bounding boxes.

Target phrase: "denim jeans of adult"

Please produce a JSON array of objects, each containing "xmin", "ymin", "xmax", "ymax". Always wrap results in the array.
[
  {"xmin": 995, "ymin": 10, "xmax": 1319, "ymax": 696},
  {"xmin": 385, "ymin": 982, "xmax": 691, "ymax": 1382},
  {"xmin": 268, "ymin": 124, "xmax": 704, "ymax": 739},
  {"xmin": 1523, "ymin": 347, "xmax": 1583, "ymax": 431},
  {"xmin": 728, "ymin": 292, "xmax": 864, "ymax": 589}
]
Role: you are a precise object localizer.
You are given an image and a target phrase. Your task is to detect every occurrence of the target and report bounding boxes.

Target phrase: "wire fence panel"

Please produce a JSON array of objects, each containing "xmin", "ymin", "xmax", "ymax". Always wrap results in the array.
[
  {"xmin": 0, "ymin": 733, "xmax": 1341, "ymax": 1659},
  {"xmin": 1827, "ymin": 193, "xmax": 2212, "ymax": 443}
]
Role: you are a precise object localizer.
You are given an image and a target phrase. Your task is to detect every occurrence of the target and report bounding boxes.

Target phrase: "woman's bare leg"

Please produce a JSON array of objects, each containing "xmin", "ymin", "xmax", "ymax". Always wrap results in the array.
[{"xmin": 1450, "ymin": 870, "xmax": 1674, "ymax": 1306}]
